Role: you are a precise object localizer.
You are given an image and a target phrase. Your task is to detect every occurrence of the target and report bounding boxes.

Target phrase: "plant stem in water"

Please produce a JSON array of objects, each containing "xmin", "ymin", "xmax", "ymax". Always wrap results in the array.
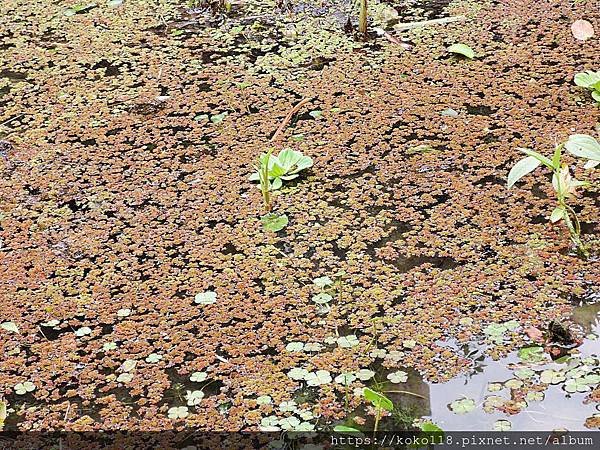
[{"xmin": 359, "ymin": 0, "xmax": 368, "ymax": 36}]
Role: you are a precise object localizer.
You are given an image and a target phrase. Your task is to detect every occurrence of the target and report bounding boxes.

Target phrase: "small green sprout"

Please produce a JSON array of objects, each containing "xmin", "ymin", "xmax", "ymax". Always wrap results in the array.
[
  {"xmin": 249, "ymin": 148, "xmax": 313, "ymax": 192},
  {"xmin": 507, "ymin": 138, "xmax": 599, "ymax": 257},
  {"xmin": 574, "ymin": 70, "xmax": 600, "ymax": 103},
  {"xmin": 253, "ymin": 148, "xmax": 274, "ymax": 212}
]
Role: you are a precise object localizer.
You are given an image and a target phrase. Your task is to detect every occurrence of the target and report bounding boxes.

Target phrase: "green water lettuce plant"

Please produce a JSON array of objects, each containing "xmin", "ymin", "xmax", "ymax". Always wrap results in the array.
[
  {"xmin": 574, "ymin": 70, "xmax": 600, "ymax": 103},
  {"xmin": 249, "ymin": 148, "xmax": 313, "ymax": 191},
  {"xmin": 508, "ymin": 143, "xmax": 591, "ymax": 257}
]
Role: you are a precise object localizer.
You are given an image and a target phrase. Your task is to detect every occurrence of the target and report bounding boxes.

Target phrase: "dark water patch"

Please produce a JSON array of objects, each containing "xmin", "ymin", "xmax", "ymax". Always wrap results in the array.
[
  {"xmin": 474, "ymin": 174, "xmax": 504, "ymax": 187},
  {"xmin": 38, "ymin": 324, "xmax": 71, "ymax": 341},
  {"xmin": 386, "ymin": 254, "xmax": 460, "ymax": 272},
  {"xmin": 466, "ymin": 104, "xmax": 497, "ymax": 116},
  {"xmin": 0, "ymin": 69, "xmax": 28, "ymax": 81},
  {"xmin": 370, "ymin": 220, "xmax": 413, "ymax": 252},
  {"xmin": 384, "ymin": 0, "xmax": 453, "ymax": 22}
]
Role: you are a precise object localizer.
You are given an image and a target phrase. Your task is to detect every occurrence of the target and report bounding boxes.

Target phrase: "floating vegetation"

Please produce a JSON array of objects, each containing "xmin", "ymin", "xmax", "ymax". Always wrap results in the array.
[{"xmin": 0, "ymin": 0, "xmax": 598, "ymax": 435}]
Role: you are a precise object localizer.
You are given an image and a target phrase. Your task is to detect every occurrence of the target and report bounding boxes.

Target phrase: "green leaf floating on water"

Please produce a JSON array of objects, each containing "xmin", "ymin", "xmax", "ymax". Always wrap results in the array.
[
  {"xmin": 420, "ymin": 421, "xmax": 443, "ymax": 433},
  {"xmin": 518, "ymin": 346, "xmax": 546, "ymax": 363},
  {"xmin": 210, "ymin": 112, "xmax": 228, "ymax": 124},
  {"xmin": 0, "ymin": 321, "xmax": 19, "ymax": 333},
  {"xmin": 449, "ymin": 397, "xmax": 475, "ymax": 414},
  {"xmin": 540, "ymin": 369, "xmax": 566, "ymax": 385},
  {"xmin": 261, "ymin": 213, "xmax": 288, "ymax": 232},
  {"xmin": 195, "ymin": 290, "xmax": 217, "ymax": 305},
  {"xmin": 447, "ymin": 43, "xmax": 476, "ymax": 59},
  {"xmin": 493, "ymin": 419, "xmax": 512, "ymax": 431}
]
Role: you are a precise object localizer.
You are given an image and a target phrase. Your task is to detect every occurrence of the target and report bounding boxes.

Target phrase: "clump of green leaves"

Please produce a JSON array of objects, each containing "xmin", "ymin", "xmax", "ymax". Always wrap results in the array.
[
  {"xmin": 251, "ymin": 148, "xmax": 289, "ymax": 232},
  {"xmin": 249, "ymin": 148, "xmax": 313, "ymax": 191},
  {"xmin": 574, "ymin": 70, "xmax": 600, "ymax": 103},
  {"xmin": 507, "ymin": 136, "xmax": 600, "ymax": 257}
]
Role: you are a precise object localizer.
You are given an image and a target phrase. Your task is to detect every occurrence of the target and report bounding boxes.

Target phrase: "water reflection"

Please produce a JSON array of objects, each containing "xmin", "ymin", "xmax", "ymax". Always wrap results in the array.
[{"xmin": 381, "ymin": 302, "xmax": 600, "ymax": 431}]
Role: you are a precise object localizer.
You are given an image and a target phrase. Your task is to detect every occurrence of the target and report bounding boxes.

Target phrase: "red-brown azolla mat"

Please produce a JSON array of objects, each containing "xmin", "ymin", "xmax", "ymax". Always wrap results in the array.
[{"xmin": 0, "ymin": 0, "xmax": 599, "ymax": 432}]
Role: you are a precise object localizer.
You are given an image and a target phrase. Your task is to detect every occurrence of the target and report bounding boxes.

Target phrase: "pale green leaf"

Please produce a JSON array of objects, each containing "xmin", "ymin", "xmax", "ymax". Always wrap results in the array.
[
  {"xmin": 550, "ymin": 207, "xmax": 566, "ymax": 223},
  {"xmin": 574, "ymin": 71, "xmax": 600, "ymax": 88},
  {"xmin": 261, "ymin": 213, "xmax": 288, "ymax": 232},
  {"xmin": 493, "ymin": 419, "xmax": 512, "ymax": 431},
  {"xmin": 449, "ymin": 397, "xmax": 475, "ymax": 414},
  {"xmin": 565, "ymin": 134, "xmax": 600, "ymax": 162},
  {"xmin": 447, "ymin": 44, "xmax": 475, "ymax": 59},
  {"xmin": 0, "ymin": 322, "xmax": 19, "ymax": 333},
  {"xmin": 195, "ymin": 290, "xmax": 217, "ymax": 305},
  {"xmin": 313, "ymin": 276, "xmax": 333, "ymax": 288},
  {"xmin": 334, "ymin": 425, "xmax": 362, "ymax": 433},
  {"xmin": 305, "ymin": 370, "xmax": 332, "ymax": 386},
  {"xmin": 0, "ymin": 399, "xmax": 6, "ymax": 431},
  {"xmin": 507, "ymin": 156, "xmax": 541, "ymax": 188},
  {"xmin": 312, "ymin": 293, "xmax": 332, "ymax": 304}
]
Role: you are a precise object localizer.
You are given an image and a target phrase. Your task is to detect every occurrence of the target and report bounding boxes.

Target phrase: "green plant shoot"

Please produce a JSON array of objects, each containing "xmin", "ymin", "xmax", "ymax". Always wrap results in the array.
[
  {"xmin": 249, "ymin": 148, "xmax": 313, "ymax": 191},
  {"xmin": 507, "ymin": 139, "xmax": 597, "ymax": 257},
  {"xmin": 255, "ymin": 148, "xmax": 273, "ymax": 212}
]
